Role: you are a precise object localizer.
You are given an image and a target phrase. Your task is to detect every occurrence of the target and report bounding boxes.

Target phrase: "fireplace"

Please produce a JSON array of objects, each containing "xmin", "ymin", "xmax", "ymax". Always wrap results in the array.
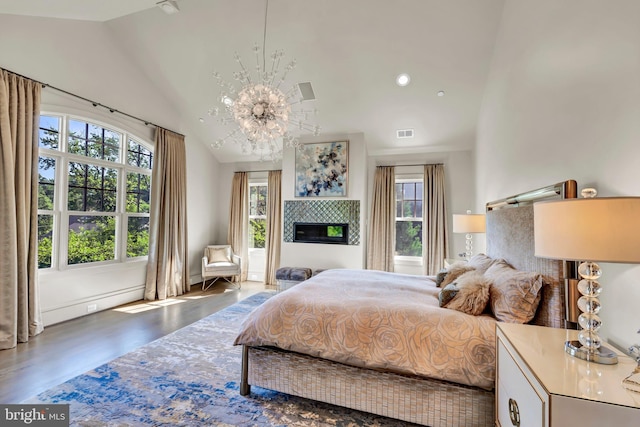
[{"xmin": 293, "ymin": 223, "xmax": 349, "ymax": 245}]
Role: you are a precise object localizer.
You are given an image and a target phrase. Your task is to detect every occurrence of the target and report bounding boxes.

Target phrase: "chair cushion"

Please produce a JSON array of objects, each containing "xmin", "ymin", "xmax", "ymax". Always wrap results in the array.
[
  {"xmin": 204, "ymin": 261, "xmax": 238, "ymax": 271},
  {"xmin": 208, "ymin": 246, "xmax": 231, "ymax": 263}
]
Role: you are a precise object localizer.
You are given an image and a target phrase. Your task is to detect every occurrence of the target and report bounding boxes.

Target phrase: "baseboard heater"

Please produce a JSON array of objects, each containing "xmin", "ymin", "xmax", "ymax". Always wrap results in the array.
[{"xmin": 293, "ymin": 222, "xmax": 349, "ymax": 245}]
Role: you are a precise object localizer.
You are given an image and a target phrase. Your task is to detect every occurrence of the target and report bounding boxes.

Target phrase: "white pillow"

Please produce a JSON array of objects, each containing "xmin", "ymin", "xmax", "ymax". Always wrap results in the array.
[{"xmin": 208, "ymin": 247, "xmax": 231, "ymax": 263}]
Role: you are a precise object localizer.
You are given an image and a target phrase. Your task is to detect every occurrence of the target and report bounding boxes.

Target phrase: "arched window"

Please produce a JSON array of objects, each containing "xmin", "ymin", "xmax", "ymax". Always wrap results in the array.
[{"xmin": 37, "ymin": 113, "xmax": 153, "ymax": 269}]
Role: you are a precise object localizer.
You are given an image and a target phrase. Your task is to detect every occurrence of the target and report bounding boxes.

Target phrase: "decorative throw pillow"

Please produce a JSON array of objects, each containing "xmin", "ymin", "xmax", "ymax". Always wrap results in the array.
[
  {"xmin": 484, "ymin": 262, "xmax": 544, "ymax": 323},
  {"xmin": 467, "ymin": 253, "xmax": 501, "ymax": 274},
  {"xmin": 438, "ymin": 283, "xmax": 459, "ymax": 307},
  {"xmin": 438, "ymin": 262, "xmax": 474, "ymax": 288},
  {"xmin": 444, "ymin": 271, "xmax": 491, "ymax": 315},
  {"xmin": 208, "ymin": 246, "xmax": 231, "ymax": 263}
]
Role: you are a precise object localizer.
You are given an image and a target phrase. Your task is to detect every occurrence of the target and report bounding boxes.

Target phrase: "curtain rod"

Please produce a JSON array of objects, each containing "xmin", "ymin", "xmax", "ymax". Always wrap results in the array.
[
  {"xmin": 378, "ymin": 163, "xmax": 443, "ymax": 167},
  {"xmin": 1, "ymin": 66, "xmax": 185, "ymax": 137},
  {"xmin": 237, "ymin": 169, "xmax": 282, "ymax": 173}
]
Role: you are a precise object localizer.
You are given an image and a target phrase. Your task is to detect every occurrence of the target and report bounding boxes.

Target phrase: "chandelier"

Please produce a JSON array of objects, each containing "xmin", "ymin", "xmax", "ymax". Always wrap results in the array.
[{"xmin": 209, "ymin": 1, "xmax": 319, "ymax": 161}]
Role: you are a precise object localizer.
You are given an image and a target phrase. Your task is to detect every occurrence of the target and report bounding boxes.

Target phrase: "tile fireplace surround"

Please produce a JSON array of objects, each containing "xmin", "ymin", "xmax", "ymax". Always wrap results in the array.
[{"xmin": 283, "ymin": 200, "xmax": 360, "ymax": 245}]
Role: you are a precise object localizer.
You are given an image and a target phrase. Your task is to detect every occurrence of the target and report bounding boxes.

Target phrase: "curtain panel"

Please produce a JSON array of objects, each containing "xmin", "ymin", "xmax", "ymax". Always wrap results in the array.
[
  {"xmin": 0, "ymin": 69, "xmax": 43, "ymax": 349},
  {"xmin": 423, "ymin": 164, "xmax": 448, "ymax": 275},
  {"xmin": 366, "ymin": 166, "xmax": 395, "ymax": 272},
  {"xmin": 144, "ymin": 128, "xmax": 189, "ymax": 300},
  {"xmin": 264, "ymin": 170, "xmax": 282, "ymax": 286},
  {"xmin": 228, "ymin": 172, "xmax": 249, "ymax": 282}
]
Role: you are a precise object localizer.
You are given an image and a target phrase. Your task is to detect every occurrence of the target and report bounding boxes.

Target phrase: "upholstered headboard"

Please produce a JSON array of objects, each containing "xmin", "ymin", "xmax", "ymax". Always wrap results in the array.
[{"xmin": 485, "ymin": 180, "xmax": 577, "ymax": 328}]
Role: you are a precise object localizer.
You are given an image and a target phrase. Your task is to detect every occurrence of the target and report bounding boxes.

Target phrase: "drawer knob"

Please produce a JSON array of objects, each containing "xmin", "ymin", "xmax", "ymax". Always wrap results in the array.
[{"xmin": 508, "ymin": 398, "xmax": 521, "ymax": 426}]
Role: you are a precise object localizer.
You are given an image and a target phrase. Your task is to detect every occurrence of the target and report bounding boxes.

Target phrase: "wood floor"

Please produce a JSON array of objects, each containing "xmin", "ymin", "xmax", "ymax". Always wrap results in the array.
[{"xmin": 0, "ymin": 280, "xmax": 269, "ymax": 403}]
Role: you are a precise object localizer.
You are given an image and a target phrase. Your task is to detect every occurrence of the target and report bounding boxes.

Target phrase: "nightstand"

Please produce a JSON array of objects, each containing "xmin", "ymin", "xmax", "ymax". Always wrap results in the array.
[{"xmin": 496, "ymin": 323, "xmax": 640, "ymax": 426}]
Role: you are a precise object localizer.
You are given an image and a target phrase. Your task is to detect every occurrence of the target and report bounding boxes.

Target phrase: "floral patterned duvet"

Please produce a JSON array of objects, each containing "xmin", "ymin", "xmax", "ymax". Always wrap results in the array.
[{"xmin": 234, "ymin": 268, "xmax": 497, "ymax": 390}]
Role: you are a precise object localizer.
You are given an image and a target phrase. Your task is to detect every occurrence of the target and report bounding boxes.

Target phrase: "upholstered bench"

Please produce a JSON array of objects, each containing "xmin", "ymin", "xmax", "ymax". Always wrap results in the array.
[{"xmin": 275, "ymin": 267, "xmax": 312, "ymax": 292}]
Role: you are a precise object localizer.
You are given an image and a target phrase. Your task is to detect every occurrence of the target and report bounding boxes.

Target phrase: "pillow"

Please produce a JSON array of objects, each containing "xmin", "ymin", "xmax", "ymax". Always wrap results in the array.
[
  {"xmin": 208, "ymin": 246, "xmax": 231, "ymax": 263},
  {"xmin": 467, "ymin": 253, "xmax": 501, "ymax": 274},
  {"xmin": 444, "ymin": 271, "xmax": 491, "ymax": 316},
  {"xmin": 438, "ymin": 283, "xmax": 459, "ymax": 307},
  {"xmin": 484, "ymin": 262, "xmax": 543, "ymax": 323},
  {"xmin": 437, "ymin": 262, "xmax": 474, "ymax": 288}
]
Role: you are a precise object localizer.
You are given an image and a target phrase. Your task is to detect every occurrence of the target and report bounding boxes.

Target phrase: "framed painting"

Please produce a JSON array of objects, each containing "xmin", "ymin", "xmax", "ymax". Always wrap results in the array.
[{"xmin": 295, "ymin": 141, "xmax": 348, "ymax": 197}]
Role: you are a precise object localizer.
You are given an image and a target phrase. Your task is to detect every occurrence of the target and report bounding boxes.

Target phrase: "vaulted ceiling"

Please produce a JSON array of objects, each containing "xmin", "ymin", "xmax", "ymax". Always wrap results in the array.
[{"xmin": 0, "ymin": 0, "xmax": 506, "ymax": 163}]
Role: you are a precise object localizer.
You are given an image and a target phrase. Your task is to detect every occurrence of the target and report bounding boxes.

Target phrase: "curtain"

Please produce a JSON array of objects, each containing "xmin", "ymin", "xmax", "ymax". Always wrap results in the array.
[
  {"xmin": 423, "ymin": 164, "xmax": 448, "ymax": 275},
  {"xmin": 264, "ymin": 170, "xmax": 282, "ymax": 285},
  {"xmin": 228, "ymin": 172, "xmax": 249, "ymax": 282},
  {"xmin": 0, "ymin": 69, "xmax": 43, "ymax": 349},
  {"xmin": 144, "ymin": 128, "xmax": 189, "ymax": 300},
  {"xmin": 366, "ymin": 166, "xmax": 395, "ymax": 271}
]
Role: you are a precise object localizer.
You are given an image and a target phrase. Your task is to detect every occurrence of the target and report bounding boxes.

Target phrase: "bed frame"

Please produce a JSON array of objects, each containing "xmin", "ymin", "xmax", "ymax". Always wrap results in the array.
[{"xmin": 240, "ymin": 180, "xmax": 577, "ymax": 426}]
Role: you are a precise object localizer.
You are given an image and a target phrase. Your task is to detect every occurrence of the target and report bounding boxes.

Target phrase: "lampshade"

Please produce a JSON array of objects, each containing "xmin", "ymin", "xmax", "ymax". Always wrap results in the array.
[
  {"xmin": 452, "ymin": 214, "xmax": 486, "ymax": 234},
  {"xmin": 534, "ymin": 197, "xmax": 640, "ymax": 263},
  {"xmin": 534, "ymin": 196, "xmax": 640, "ymax": 365}
]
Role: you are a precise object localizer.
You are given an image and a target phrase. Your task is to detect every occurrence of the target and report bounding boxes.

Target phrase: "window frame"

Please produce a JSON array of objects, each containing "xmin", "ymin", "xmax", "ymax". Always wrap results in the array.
[
  {"xmin": 394, "ymin": 174, "xmax": 424, "ymax": 264},
  {"xmin": 37, "ymin": 112, "xmax": 153, "ymax": 271}
]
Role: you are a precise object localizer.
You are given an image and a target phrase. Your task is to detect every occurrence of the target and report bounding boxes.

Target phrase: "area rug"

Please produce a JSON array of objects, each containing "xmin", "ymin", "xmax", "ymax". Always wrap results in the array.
[{"xmin": 26, "ymin": 292, "xmax": 410, "ymax": 426}]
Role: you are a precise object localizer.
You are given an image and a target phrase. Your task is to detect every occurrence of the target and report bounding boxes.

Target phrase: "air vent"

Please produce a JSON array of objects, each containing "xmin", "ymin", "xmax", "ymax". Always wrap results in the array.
[
  {"xmin": 396, "ymin": 129, "xmax": 414, "ymax": 139},
  {"xmin": 298, "ymin": 82, "xmax": 316, "ymax": 101}
]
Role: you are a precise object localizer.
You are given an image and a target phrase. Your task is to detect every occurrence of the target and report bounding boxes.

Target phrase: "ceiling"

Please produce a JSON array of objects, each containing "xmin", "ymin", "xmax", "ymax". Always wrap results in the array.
[{"xmin": 0, "ymin": 0, "xmax": 506, "ymax": 163}]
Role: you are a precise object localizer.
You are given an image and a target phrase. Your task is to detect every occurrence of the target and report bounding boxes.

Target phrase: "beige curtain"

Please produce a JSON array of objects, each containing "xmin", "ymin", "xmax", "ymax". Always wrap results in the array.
[
  {"xmin": 228, "ymin": 172, "xmax": 249, "ymax": 281},
  {"xmin": 0, "ymin": 69, "xmax": 43, "ymax": 349},
  {"xmin": 367, "ymin": 166, "xmax": 395, "ymax": 271},
  {"xmin": 144, "ymin": 128, "xmax": 189, "ymax": 300},
  {"xmin": 423, "ymin": 164, "xmax": 448, "ymax": 275},
  {"xmin": 264, "ymin": 170, "xmax": 282, "ymax": 285}
]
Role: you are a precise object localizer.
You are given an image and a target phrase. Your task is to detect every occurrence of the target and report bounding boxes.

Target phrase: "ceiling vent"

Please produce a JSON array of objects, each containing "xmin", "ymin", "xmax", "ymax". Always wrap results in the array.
[
  {"xmin": 396, "ymin": 129, "xmax": 414, "ymax": 139},
  {"xmin": 298, "ymin": 82, "xmax": 316, "ymax": 101}
]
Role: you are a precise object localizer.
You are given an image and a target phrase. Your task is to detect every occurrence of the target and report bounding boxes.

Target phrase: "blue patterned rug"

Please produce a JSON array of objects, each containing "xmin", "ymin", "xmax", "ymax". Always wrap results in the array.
[{"xmin": 26, "ymin": 292, "xmax": 409, "ymax": 426}]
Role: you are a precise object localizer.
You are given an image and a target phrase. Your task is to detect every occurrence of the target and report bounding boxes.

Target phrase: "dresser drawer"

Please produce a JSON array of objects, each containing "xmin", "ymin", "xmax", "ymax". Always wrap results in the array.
[{"xmin": 497, "ymin": 340, "xmax": 546, "ymax": 427}]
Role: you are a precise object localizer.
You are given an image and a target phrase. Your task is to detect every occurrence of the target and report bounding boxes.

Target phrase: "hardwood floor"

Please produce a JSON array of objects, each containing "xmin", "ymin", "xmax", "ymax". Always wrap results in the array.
[{"xmin": 0, "ymin": 280, "xmax": 269, "ymax": 403}]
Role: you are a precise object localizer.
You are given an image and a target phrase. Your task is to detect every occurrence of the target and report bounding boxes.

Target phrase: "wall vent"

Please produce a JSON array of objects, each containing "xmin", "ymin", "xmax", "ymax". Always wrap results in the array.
[{"xmin": 396, "ymin": 129, "xmax": 414, "ymax": 139}]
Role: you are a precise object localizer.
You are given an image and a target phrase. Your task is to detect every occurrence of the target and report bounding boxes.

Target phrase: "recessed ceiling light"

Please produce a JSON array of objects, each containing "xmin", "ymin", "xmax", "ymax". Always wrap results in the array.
[
  {"xmin": 437, "ymin": 90, "xmax": 445, "ymax": 97},
  {"xmin": 199, "ymin": 117, "xmax": 204, "ymax": 123},
  {"xmin": 156, "ymin": 0, "xmax": 180, "ymax": 14},
  {"xmin": 396, "ymin": 73, "xmax": 411, "ymax": 87}
]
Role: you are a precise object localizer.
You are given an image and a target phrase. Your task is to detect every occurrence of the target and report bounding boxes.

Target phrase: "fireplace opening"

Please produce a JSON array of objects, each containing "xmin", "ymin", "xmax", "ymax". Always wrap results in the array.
[{"xmin": 293, "ymin": 222, "xmax": 349, "ymax": 245}]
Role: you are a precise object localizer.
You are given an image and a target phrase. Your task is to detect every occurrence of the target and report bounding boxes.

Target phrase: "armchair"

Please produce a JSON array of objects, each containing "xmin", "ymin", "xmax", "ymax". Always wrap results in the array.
[{"xmin": 201, "ymin": 245, "xmax": 242, "ymax": 291}]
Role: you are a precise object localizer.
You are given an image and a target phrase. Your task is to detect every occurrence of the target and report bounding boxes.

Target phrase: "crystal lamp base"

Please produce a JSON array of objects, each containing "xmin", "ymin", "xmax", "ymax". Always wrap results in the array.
[{"xmin": 565, "ymin": 340, "xmax": 618, "ymax": 365}]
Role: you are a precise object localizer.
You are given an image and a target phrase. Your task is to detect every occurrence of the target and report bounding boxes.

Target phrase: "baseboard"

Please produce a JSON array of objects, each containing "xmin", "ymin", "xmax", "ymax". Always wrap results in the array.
[{"xmin": 42, "ymin": 286, "xmax": 145, "ymax": 326}]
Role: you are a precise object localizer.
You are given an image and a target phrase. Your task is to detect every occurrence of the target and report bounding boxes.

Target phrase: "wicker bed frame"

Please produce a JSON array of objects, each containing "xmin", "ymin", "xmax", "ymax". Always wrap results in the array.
[{"xmin": 240, "ymin": 180, "xmax": 577, "ymax": 426}]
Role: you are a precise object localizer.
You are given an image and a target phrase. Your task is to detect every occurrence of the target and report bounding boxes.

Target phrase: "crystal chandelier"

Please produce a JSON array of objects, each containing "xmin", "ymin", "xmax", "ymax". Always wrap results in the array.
[{"xmin": 209, "ymin": 0, "xmax": 319, "ymax": 161}]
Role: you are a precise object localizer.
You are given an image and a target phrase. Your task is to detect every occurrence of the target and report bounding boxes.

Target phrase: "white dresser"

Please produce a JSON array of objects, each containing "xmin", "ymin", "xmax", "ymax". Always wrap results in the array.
[{"xmin": 496, "ymin": 323, "xmax": 640, "ymax": 427}]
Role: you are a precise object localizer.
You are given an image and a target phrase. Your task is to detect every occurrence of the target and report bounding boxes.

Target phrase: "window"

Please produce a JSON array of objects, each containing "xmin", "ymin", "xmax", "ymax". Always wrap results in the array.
[
  {"xmin": 249, "ymin": 183, "xmax": 267, "ymax": 249},
  {"xmin": 37, "ymin": 114, "xmax": 153, "ymax": 269},
  {"xmin": 395, "ymin": 178, "xmax": 423, "ymax": 257}
]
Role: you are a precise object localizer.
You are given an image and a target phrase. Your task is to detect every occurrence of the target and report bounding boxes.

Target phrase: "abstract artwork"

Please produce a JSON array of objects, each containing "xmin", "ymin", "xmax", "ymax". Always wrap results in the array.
[{"xmin": 295, "ymin": 141, "xmax": 348, "ymax": 197}]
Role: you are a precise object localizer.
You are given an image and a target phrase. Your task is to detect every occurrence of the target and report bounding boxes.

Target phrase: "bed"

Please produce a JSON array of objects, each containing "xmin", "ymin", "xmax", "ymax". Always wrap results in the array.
[{"xmin": 235, "ymin": 180, "xmax": 577, "ymax": 426}]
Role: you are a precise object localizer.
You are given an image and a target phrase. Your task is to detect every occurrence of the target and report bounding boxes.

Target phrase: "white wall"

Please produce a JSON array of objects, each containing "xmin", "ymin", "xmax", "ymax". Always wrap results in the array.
[
  {"xmin": 476, "ymin": 0, "xmax": 640, "ymax": 349},
  {"xmin": 215, "ymin": 134, "xmax": 367, "ymax": 271},
  {"xmin": 215, "ymin": 137, "xmax": 476, "ymax": 275},
  {"xmin": 0, "ymin": 14, "xmax": 218, "ymax": 325}
]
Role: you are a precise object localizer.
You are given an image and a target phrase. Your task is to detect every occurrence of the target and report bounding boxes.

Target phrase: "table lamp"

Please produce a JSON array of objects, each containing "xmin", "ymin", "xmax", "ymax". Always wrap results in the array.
[
  {"xmin": 534, "ymin": 193, "xmax": 640, "ymax": 364},
  {"xmin": 452, "ymin": 210, "xmax": 486, "ymax": 260}
]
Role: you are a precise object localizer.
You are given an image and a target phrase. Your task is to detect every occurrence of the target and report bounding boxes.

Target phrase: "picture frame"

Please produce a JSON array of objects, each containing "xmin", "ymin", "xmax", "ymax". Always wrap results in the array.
[{"xmin": 294, "ymin": 141, "xmax": 348, "ymax": 197}]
